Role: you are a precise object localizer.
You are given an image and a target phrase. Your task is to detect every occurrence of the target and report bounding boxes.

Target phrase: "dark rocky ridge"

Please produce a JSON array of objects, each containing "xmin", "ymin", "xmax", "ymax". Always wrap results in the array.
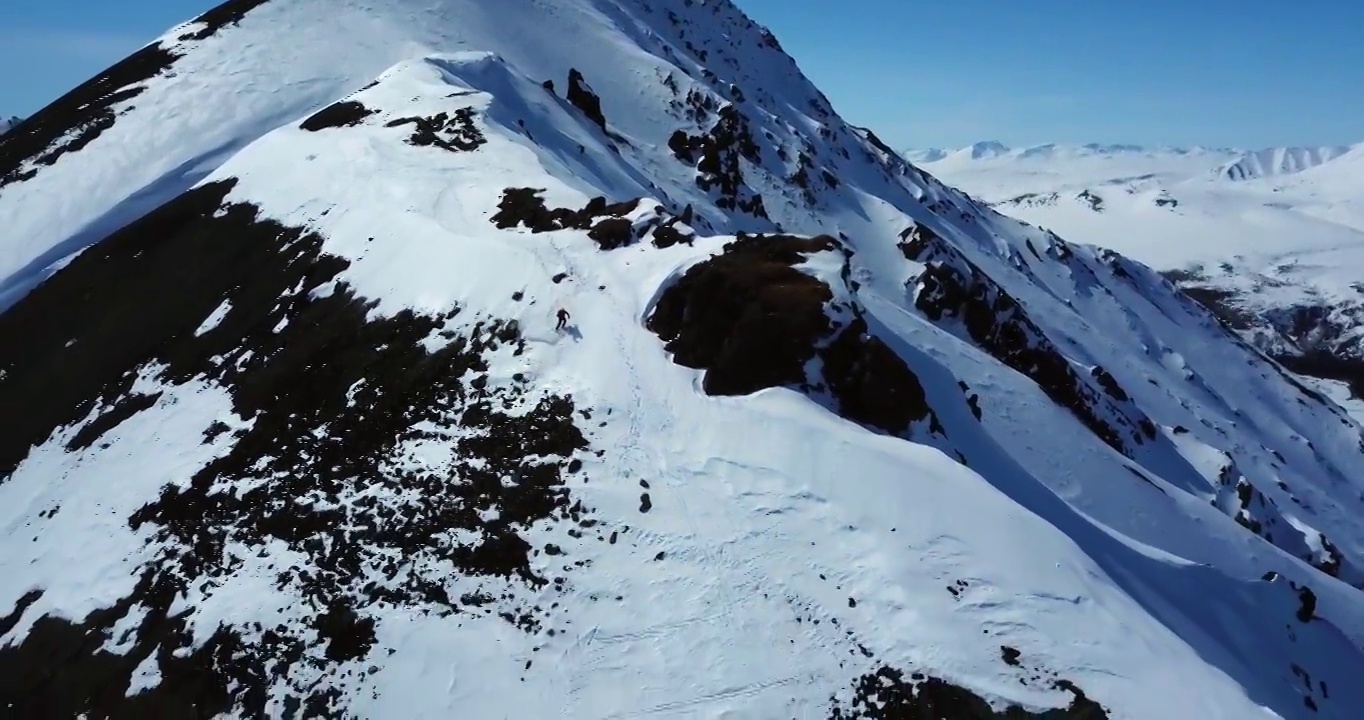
[
  {"xmin": 0, "ymin": 0, "xmax": 271, "ymax": 187},
  {"xmin": 565, "ymin": 68, "xmax": 607, "ymax": 131},
  {"xmin": 0, "ymin": 179, "xmax": 599, "ymax": 716},
  {"xmin": 386, "ymin": 107, "xmax": 487, "ymax": 152},
  {"xmin": 300, "ymin": 100, "xmax": 376, "ymax": 131},
  {"xmin": 490, "ymin": 187, "xmax": 690, "ymax": 250},
  {"xmin": 829, "ymin": 666, "xmax": 1108, "ymax": 719},
  {"xmin": 648, "ymin": 233, "xmax": 938, "ymax": 436},
  {"xmin": 902, "ymin": 224, "xmax": 1156, "ymax": 456},
  {"xmin": 668, "ymin": 104, "xmax": 769, "ymax": 219},
  {"xmin": 1162, "ymin": 270, "xmax": 1364, "ymax": 398}
]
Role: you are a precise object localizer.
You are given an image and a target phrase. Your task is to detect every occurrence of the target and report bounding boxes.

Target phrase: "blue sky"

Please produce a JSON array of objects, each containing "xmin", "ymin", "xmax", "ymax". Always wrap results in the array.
[{"xmin": 2, "ymin": 0, "xmax": 1360, "ymax": 149}]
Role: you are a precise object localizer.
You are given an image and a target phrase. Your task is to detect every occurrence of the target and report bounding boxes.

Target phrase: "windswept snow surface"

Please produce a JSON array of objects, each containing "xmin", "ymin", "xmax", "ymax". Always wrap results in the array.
[{"xmin": 3, "ymin": 2, "xmax": 1364, "ymax": 718}]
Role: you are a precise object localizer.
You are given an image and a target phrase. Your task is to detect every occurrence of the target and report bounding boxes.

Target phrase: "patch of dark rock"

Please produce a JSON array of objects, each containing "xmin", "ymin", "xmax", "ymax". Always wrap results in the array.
[
  {"xmin": 639, "ymin": 493, "xmax": 653, "ymax": 513},
  {"xmin": 552, "ymin": 272, "xmax": 569, "ymax": 284},
  {"xmin": 1077, "ymin": 190, "xmax": 1105, "ymax": 212},
  {"xmin": 1274, "ymin": 352, "xmax": 1364, "ymax": 399},
  {"xmin": 1001, "ymin": 646, "xmax": 1022, "ymax": 666},
  {"xmin": 651, "ymin": 220, "xmax": 695, "ymax": 249},
  {"xmin": 0, "ymin": 180, "xmax": 244, "ymax": 477},
  {"xmin": 300, "ymin": 100, "xmax": 375, "ymax": 131},
  {"xmin": 386, "ymin": 107, "xmax": 486, "ymax": 152},
  {"xmin": 897, "ymin": 223, "xmax": 942, "ymax": 258},
  {"xmin": 668, "ymin": 105, "xmax": 768, "ymax": 218},
  {"xmin": 315, "ymin": 603, "xmax": 376, "ymax": 662},
  {"xmin": 178, "ymin": 0, "xmax": 273, "ymax": 41},
  {"xmin": 647, "ymin": 233, "xmax": 835, "ymax": 395},
  {"xmin": 0, "ymin": 572, "xmax": 255, "ymax": 719},
  {"xmin": 0, "ymin": 590, "xmax": 42, "ymax": 638},
  {"xmin": 1172, "ymin": 285, "xmax": 1258, "ymax": 331},
  {"xmin": 822, "ymin": 318, "xmax": 937, "ymax": 435},
  {"xmin": 203, "ymin": 420, "xmax": 232, "ymax": 443},
  {"xmin": 1297, "ymin": 586, "xmax": 1317, "ymax": 623},
  {"xmin": 566, "ymin": 69, "xmax": 606, "ymax": 131},
  {"xmin": 1314, "ymin": 536, "xmax": 1344, "ymax": 578},
  {"xmin": 858, "ymin": 128, "xmax": 898, "ymax": 160},
  {"xmin": 829, "ymin": 666, "xmax": 1108, "ymax": 719},
  {"xmin": 588, "ymin": 218, "xmax": 634, "ymax": 250},
  {"xmin": 491, "ymin": 188, "xmax": 648, "ymax": 250},
  {"xmin": 905, "ymin": 237, "xmax": 1153, "ymax": 455},
  {"xmin": 966, "ymin": 393, "xmax": 982, "ymax": 420},
  {"xmin": 65, "ymin": 391, "xmax": 162, "ymax": 452},
  {"xmin": 648, "ymin": 233, "xmax": 943, "ymax": 437},
  {"xmin": 0, "ymin": 179, "xmax": 597, "ymax": 715}
]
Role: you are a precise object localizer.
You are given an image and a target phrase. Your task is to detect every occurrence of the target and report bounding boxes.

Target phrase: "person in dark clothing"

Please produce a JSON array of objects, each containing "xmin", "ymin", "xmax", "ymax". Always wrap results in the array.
[{"xmin": 556, "ymin": 308, "xmax": 570, "ymax": 332}]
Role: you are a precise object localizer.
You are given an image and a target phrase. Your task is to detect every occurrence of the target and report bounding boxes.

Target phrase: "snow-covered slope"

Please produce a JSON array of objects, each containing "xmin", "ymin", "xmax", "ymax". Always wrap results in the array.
[
  {"xmin": 1220, "ymin": 146, "xmax": 1353, "ymax": 181},
  {"xmin": 4, "ymin": 2, "xmax": 1364, "ymax": 718},
  {"xmin": 914, "ymin": 141, "xmax": 1364, "ymax": 392},
  {"xmin": 902, "ymin": 143, "xmax": 1243, "ymax": 197},
  {"xmin": 0, "ymin": 117, "xmax": 20, "ymax": 135}
]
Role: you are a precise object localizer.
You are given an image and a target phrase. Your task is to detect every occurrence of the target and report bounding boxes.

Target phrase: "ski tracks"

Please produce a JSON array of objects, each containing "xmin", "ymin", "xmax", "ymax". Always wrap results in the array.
[
  {"xmin": 528, "ymin": 236, "xmax": 860, "ymax": 714},
  {"xmin": 599, "ymin": 673, "xmax": 814, "ymax": 719}
]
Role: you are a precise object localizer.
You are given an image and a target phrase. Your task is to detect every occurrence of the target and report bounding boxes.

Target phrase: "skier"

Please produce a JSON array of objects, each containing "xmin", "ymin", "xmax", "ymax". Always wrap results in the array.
[{"xmin": 556, "ymin": 308, "xmax": 571, "ymax": 332}]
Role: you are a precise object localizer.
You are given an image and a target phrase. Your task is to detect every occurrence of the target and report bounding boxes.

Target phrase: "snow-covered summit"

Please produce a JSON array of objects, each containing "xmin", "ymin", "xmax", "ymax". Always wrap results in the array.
[
  {"xmin": 0, "ymin": 116, "xmax": 19, "ymax": 134},
  {"xmin": 3, "ymin": 1, "xmax": 1364, "ymax": 718},
  {"xmin": 1219, "ymin": 145, "xmax": 1355, "ymax": 181}
]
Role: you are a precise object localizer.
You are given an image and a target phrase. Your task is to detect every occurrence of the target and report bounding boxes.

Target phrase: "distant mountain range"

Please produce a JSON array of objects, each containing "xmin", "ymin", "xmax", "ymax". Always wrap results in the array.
[{"xmin": 904, "ymin": 141, "xmax": 1360, "ymax": 182}]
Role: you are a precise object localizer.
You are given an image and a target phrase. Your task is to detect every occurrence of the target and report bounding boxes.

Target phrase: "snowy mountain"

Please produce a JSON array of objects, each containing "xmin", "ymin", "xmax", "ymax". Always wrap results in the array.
[
  {"xmin": 913, "ymin": 141, "xmax": 1364, "ymax": 399},
  {"xmin": 3, "ymin": 2, "xmax": 1364, "ymax": 718},
  {"xmin": 1220, "ymin": 146, "xmax": 1353, "ymax": 181},
  {"xmin": 0, "ymin": 116, "xmax": 20, "ymax": 134}
]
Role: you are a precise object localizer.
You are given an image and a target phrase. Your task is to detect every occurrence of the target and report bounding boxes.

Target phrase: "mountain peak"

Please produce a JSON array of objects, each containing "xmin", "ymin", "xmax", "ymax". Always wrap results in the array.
[
  {"xmin": 963, "ymin": 139, "xmax": 1010, "ymax": 158},
  {"xmin": 3, "ymin": 1, "xmax": 1364, "ymax": 718}
]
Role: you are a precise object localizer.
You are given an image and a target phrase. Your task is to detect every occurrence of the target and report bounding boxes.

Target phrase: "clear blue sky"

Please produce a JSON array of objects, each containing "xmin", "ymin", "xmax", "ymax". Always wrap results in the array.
[{"xmin": 2, "ymin": 0, "xmax": 1361, "ymax": 149}]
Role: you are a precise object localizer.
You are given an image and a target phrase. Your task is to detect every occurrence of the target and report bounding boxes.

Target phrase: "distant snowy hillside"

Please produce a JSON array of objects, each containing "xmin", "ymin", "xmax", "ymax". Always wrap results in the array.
[
  {"xmin": 4, "ymin": 2, "xmax": 1364, "ymax": 719},
  {"xmin": 1220, "ymin": 146, "xmax": 1353, "ymax": 181},
  {"xmin": 0, "ymin": 116, "xmax": 19, "ymax": 134},
  {"xmin": 914, "ymin": 140, "xmax": 1364, "ymax": 391}
]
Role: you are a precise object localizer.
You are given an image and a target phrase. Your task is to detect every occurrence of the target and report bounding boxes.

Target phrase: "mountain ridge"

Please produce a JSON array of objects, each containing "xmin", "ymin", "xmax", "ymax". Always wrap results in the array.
[
  {"xmin": 2, "ymin": 1, "xmax": 1364, "ymax": 718},
  {"xmin": 909, "ymin": 134, "xmax": 1364, "ymax": 390}
]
